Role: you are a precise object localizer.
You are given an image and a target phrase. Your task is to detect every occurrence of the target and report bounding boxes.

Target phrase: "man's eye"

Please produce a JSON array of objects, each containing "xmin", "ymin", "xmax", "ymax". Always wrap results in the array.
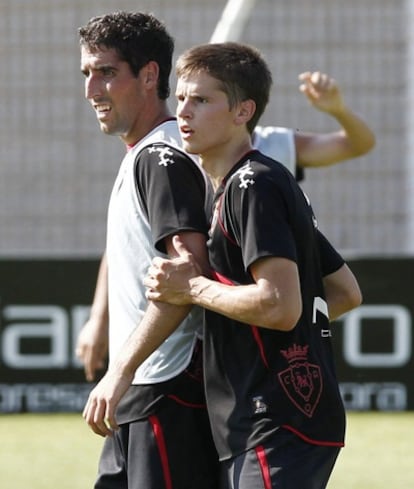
[{"xmin": 102, "ymin": 68, "xmax": 115, "ymax": 77}]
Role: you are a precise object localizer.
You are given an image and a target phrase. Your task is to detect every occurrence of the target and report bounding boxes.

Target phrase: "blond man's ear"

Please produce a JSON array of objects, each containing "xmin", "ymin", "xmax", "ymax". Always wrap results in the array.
[{"xmin": 234, "ymin": 99, "xmax": 256, "ymax": 126}]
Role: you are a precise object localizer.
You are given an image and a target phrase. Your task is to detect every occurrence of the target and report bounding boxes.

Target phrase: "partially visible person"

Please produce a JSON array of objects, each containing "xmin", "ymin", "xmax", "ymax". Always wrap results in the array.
[
  {"xmin": 78, "ymin": 11, "xmax": 218, "ymax": 489},
  {"xmin": 144, "ymin": 42, "xmax": 362, "ymax": 489},
  {"xmin": 254, "ymin": 70, "xmax": 375, "ymax": 180}
]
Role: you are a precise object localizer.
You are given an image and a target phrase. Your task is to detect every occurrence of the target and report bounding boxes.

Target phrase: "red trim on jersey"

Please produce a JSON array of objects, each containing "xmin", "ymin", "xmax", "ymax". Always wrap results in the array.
[
  {"xmin": 166, "ymin": 394, "xmax": 206, "ymax": 409},
  {"xmin": 216, "ymin": 194, "xmax": 238, "ymax": 246},
  {"xmin": 255, "ymin": 445, "xmax": 272, "ymax": 489},
  {"xmin": 250, "ymin": 325, "xmax": 270, "ymax": 369},
  {"xmin": 211, "ymin": 269, "xmax": 234, "ymax": 285},
  {"xmin": 218, "ymin": 216, "xmax": 238, "ymax": 245},
  {"xmin": 183, "ymin": 370, "xmax": 202, "ymax": 382},
  {"xmin": 211, "ymin": 270, "xmax": 270, "ymax": 369},
  {"xmin": 282, "ymin": 424, "xmax": 344, "ymax": 447},
  {"xmin": 149, "ymin": 415, "xmax": 173, "ymax": 489}
]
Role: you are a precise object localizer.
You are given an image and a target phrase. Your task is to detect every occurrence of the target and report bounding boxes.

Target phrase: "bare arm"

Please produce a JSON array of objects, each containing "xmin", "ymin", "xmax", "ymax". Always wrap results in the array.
[
  {"xmin": 76, "ymin": 252, "xmax": 109, "ymax": 381},
  {"xmin": 295, "ymin": 71, "xmax": 376, "ymax": 168},
  {"xmin": 82, "ymin": 231, "xmax": 208, "ymax": 437},
  {"xmin": 145, "ymin": 235, "xmax": 302, "ymax": 332},
  {"xmin": 323, "ymin": 262, "xmax": 362, "ymax": 321},
  {"xmin": 83, "ymin": 299, "xmax": 192, "ymax": 436}
]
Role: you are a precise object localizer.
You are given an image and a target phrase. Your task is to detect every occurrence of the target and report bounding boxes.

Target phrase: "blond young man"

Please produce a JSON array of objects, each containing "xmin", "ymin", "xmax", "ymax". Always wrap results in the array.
[{"xmin": 145, "ymin": 42, "xmax": 362, "ymax": 489}]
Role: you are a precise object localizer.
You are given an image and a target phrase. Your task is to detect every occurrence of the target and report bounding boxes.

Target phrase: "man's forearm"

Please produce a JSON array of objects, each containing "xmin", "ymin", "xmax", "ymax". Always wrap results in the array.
[
  {"xmin": 331, "ymin": 106, "xmax": 376, "ymax": 157},
  {"xmin": 112, "ymin": 300, "xmax": 192, "ymax": 377},
  {"xmin": 89, "ymin": 252, "xmax": 109, "ymax": 326},
  {"xmin": 188, "ymin": 273, "xmax": 299, "ymax": 332}
]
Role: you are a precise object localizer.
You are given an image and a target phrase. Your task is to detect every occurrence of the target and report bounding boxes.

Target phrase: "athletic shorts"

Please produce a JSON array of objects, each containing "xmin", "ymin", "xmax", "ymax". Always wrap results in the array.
[
  {"xmin": 219, "ymin": 428, "xmax": 341, "ymax": 489},
  {"xmin": 94, "ymin": 341, "xmax": 219, "ymax": 489}
]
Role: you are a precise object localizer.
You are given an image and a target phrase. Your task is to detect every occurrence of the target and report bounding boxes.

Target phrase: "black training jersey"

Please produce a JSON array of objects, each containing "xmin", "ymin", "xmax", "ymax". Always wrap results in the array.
[{"xmin": 204, "ymin": 150, "xmax": 345, "ymax": 460}]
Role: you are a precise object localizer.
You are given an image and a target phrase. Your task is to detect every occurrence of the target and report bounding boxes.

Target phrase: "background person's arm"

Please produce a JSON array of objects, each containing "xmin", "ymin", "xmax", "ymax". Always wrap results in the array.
[
  {"xmin": 75, "ymin": 252, "xmax": 109, "ymax": 381},
  {"xmin": 323, "ymin": 263, "xmax": 362, "ymax": 321},
  {"xmin": 295, "ymin": 71, "xmax": 375, "ymax": 167}
]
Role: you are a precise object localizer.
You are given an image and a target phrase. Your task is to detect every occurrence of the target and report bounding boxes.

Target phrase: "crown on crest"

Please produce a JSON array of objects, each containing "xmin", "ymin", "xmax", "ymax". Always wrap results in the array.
[{"xmin": 280, "ymin": 344, "xmax": 309, "ymax": 362}]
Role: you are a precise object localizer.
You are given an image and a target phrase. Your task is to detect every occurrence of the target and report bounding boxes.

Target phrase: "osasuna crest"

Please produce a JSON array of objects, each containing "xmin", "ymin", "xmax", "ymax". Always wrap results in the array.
[{"xmin": 278, "ymin": 344, "xmax": 322, "ymax": 418}]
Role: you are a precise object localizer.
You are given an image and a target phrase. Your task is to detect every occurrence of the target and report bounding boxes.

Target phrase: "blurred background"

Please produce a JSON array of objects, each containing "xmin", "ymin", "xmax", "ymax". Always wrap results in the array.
[
  {"xmin": 0, "ymin": 0, "xmax": 413, "ymax": 416},
  {"xmin": 0, "ymin": 0, "xmax": 406, "ymax": 257}
]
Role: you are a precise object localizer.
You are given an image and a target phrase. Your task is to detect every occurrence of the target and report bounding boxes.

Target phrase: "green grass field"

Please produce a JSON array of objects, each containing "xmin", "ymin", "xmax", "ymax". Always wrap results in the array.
[{"xmin": 1, "ymin": 411, "xmax": 413, "ymax": 488}]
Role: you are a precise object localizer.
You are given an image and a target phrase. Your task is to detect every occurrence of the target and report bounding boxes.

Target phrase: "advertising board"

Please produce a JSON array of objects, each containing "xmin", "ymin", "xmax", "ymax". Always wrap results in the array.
[{"xmin": 0, "ymin": 258, "xmax": 412, "ymax": 412}]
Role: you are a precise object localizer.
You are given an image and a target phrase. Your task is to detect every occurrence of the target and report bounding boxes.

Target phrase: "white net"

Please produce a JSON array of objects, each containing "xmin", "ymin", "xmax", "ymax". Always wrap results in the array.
[{"xmin": 0, "ymin": 0, "xmax": 407, "ymax": 256}]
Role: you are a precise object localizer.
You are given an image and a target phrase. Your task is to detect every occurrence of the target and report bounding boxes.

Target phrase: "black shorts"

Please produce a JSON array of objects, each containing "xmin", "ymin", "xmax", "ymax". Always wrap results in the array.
[
  {"xmin": 219, "ymin": 428, "xmax": 341, "ymax": 489},
  {"xmin": 94, "ymin": 341, "xmax": 219, "ymax": 489}
]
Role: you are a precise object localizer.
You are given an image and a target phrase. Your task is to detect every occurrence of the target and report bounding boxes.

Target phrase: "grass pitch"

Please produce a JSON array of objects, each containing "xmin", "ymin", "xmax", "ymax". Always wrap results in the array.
[
  {"xmin": 329, "ymin": 411, "xmax": 413, "ymax": 488},
  {"xmin": 2, "ymin": 413, "xmax": 102, "ymax": 489},
  {"xmin": 1, "ymin": 411, "xmax": 413, "ymax": 488}
]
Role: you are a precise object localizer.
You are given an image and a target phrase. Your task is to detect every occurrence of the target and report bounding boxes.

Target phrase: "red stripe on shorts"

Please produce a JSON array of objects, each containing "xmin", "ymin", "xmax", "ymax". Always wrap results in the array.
[
  {"xmin": 255, "ymin": 445, "xmax": 272, "ymax": 489},
  {"xmin": 149, "ymin": 415, "xmax": 173, "ymax": 489}
]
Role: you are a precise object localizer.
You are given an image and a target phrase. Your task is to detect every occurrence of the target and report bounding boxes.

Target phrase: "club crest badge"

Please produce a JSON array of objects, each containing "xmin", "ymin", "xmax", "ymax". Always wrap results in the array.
[{"xmin": 278, "ymin": 344, "xmax": 322, "ymax": 418}]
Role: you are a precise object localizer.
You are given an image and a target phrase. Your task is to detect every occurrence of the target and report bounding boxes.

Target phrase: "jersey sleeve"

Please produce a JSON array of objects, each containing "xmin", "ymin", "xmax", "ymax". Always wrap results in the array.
[
  {"xmin": 316, "ymin": 229, "xmax": 345, "ymax": 276},
  {"xmin": 226, "ymin": 165, "xmax": 298, "ymax": 270},
  {"xmin": 135, "ymin": 143, "xmax": 209, "ymax": 253}
]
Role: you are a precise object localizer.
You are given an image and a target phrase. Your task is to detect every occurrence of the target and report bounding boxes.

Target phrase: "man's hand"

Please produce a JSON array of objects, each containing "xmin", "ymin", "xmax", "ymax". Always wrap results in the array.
[
  {"xmin": 82, "ymin": 368, "xmax": 134, "ymax": 437},
  {"xmin": 299, "ymin": 71, "xmax": 345, "ymax": 115},
  {"xmin": 76, "ymin": 317, "xmax": 108, "ymax": 382},
  {"xmin": 145, "ymin": 235, "xmax": 201, "ymax": 305}
]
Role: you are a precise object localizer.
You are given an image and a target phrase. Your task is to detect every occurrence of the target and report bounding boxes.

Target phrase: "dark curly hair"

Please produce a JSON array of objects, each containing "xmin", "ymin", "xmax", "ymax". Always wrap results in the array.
[{"xmin": 79, "ymin": 11, "xmax": 174, "ymax": 100}]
